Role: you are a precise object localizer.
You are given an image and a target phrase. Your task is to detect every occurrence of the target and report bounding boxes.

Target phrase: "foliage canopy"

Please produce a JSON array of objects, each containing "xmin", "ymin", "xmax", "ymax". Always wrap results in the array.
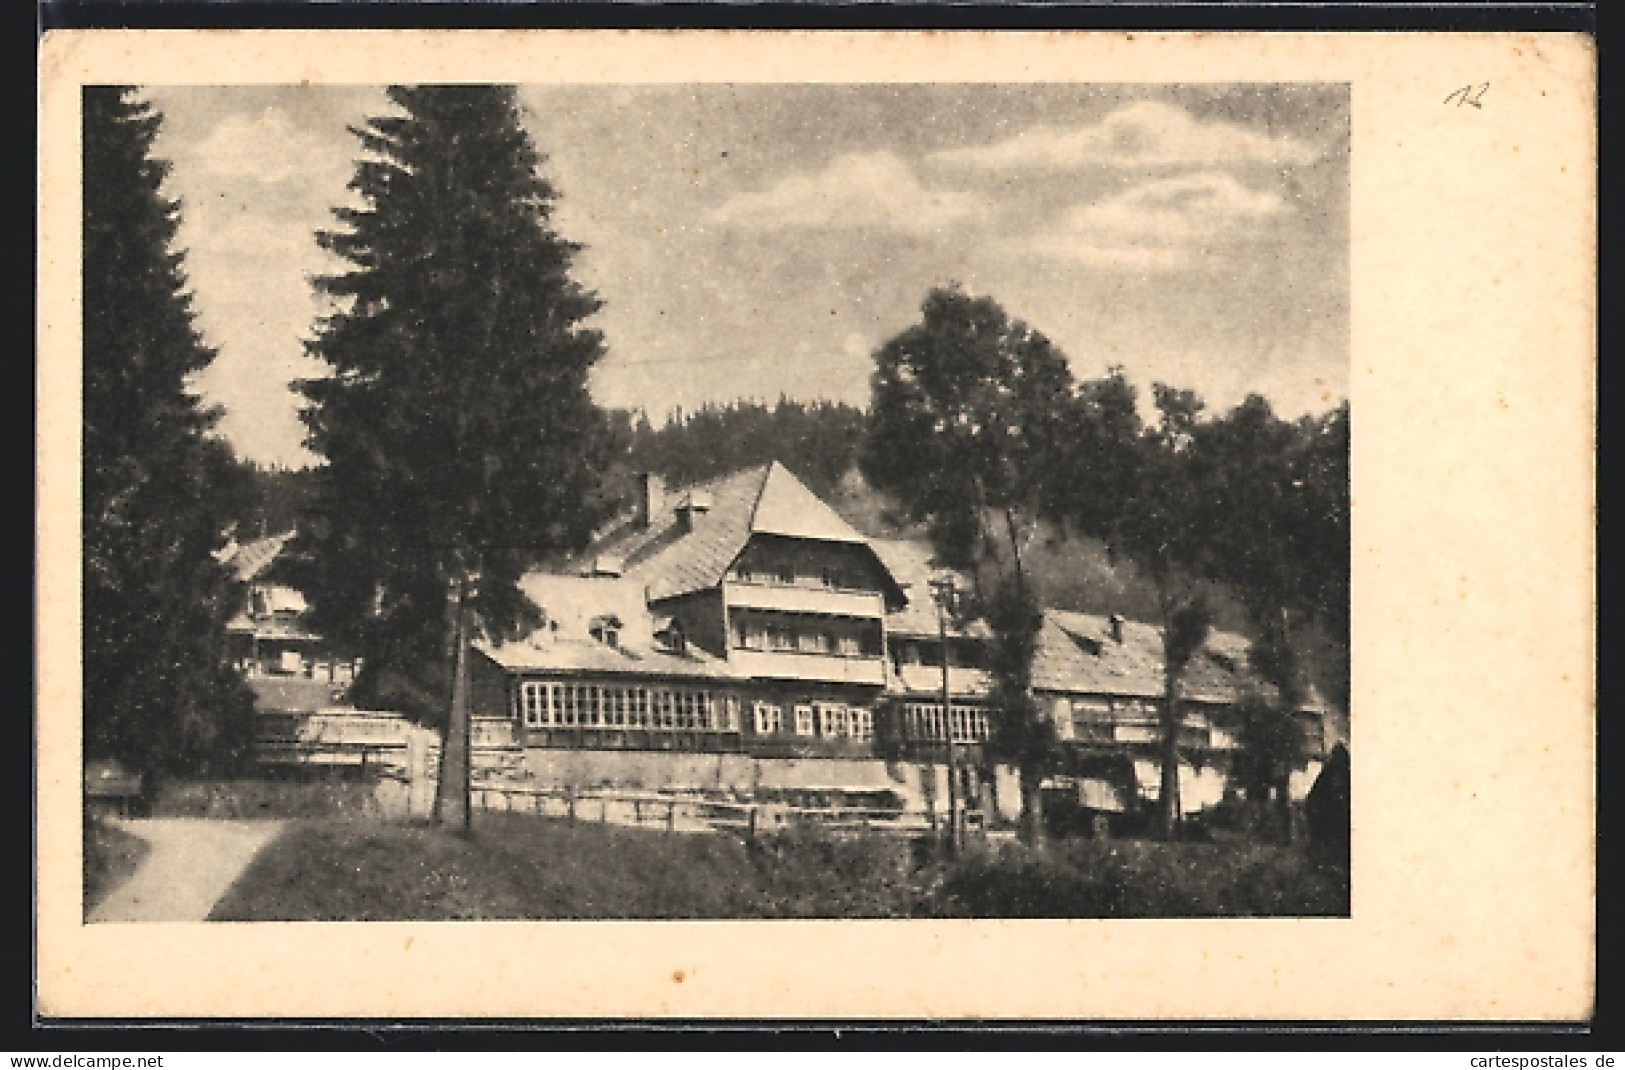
[
  {"xmin": 297, "ymin": 85, "xmax": 612, "ymax": 722},
  {"xmin": 82, "ymin": 87, "xmax": 255, "ymax": 778}
]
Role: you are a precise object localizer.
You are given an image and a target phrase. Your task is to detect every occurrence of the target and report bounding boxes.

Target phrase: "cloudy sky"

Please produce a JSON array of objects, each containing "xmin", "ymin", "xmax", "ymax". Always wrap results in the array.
[{"xmin": 145, "ymin": 83, "xmax": 1349, "ymax": 468}]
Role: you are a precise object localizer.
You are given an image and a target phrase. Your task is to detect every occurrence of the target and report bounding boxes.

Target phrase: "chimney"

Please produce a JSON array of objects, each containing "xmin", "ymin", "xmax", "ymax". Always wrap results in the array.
[
  {"xmin": 1109, "ymin": 613, "xmax": 1126, "ymax": 644},
  {"xmin": 636, "ymin": 472, "xmax": 664, "ymax": 529}
]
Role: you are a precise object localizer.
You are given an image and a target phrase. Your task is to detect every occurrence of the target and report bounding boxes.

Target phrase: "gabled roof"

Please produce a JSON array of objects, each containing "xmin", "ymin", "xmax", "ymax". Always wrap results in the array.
[
  {"xmin": 221, "ymin": 531, "xmax": 295, "ymax": 583},
  {"xmin": 751, "ymin": 463, "xmax": 868, "ymax": 544},
  {"xmin": 582, "ymin": 461, "xmax": 900, "ymax": 604}
]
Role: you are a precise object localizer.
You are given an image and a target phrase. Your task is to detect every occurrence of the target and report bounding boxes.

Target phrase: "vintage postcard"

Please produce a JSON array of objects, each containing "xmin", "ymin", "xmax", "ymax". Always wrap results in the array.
[{"xmin": 37, "ymin": 30, "xmax": 1594, "ymax": 1020}]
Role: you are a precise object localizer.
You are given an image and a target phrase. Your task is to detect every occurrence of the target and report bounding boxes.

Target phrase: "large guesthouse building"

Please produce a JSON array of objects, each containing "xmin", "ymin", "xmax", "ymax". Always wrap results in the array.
[{"xmin": 466, "ymin": 462, "xmax": 1336, "ymax": 822}]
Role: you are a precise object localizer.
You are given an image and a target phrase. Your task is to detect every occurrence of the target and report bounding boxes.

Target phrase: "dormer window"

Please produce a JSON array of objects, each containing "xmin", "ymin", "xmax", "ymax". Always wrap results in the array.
[
  {"xmin": 588, "ymin": 614, "xmax": 623, "ymax": 649},
  {"xmin": 1069, "ymin": 633, "xmax": 1102, "ymax": 657},
  {"xmin": 654, "ymin": 618, "xmax": 687, "ymax": 656},
  {"xmin": 675, "ymin": 489, "xmax": 713, "ymax": 532}
]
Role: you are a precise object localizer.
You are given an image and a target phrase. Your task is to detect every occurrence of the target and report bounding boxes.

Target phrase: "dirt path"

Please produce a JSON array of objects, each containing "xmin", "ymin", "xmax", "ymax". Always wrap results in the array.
[{"xmin": 88, "ymin": 819, "xmax": 285, "ymax": 923}]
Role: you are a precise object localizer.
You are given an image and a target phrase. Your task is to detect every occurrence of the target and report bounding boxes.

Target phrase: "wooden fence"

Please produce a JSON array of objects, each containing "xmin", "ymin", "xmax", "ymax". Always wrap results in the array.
[{"xmin": 469, "ymin": 780, "xmax": 951, "ymax": 839}]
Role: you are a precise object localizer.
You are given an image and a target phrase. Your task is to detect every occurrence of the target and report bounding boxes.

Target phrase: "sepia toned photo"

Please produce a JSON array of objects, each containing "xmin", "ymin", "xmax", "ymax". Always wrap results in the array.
[
  {"xmin": 39, "ymin": 30, "xmax": 1593, "ymax": 1020},
  {"xmin": 79, "ymin": 78, "xmax": 1352, "ymax": 924}
]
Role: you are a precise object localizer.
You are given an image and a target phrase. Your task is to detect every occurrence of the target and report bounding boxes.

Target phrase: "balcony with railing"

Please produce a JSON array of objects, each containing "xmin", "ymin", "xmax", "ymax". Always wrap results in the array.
[
  {"xmin": 722, "ymin": 579, "xmax": 884, "ymax": 619},
  {"xmin": 728, "ymin": 648, "xmax": 887, "ymax": 686}
]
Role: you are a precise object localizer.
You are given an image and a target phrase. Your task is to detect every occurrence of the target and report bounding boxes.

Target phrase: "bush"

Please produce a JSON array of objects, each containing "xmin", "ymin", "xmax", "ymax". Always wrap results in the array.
[{"xmin": 925, "ymin": 837, "xmax": 1347, "ymax": 917}]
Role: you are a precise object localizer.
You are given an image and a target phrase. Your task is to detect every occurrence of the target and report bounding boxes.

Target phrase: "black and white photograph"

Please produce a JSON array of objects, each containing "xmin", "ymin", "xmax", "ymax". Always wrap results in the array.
[
  {"xmin": 79, "ymin": 78, "xmax": 1352, "ymax": 924},
  {"xmin": 42, "ymin": 29, "xmax": 1593, "ymax": 1021}
]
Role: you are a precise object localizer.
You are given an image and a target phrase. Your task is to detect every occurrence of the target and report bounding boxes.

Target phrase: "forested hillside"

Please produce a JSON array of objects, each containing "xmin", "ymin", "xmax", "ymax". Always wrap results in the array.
[{"xmin": 620, "ymin": 398, "xmax": 867, "ymax": 500}]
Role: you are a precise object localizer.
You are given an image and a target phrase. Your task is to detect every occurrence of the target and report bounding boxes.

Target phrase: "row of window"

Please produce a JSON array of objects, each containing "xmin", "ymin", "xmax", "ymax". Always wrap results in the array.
[
  {"xmin": 735, "ymin": 563, "xmax": 855, "ymax": 590},
  {"xmin": 903, "ymin": 703, "xmax": 993, "ymax": 744},
  {"xmin": 520, "ymin": 682, "xmax": 740, "ymax": 732},
  {"xmin": 518, "ymin": 682, "xmax": 877, "ymax": 741},
  {"xmin": 733, "ymin": 623, "xmax": 873, "ymax": 657},
  {"xmin": 751, "ymin": 701, "xmax": 874, "ymax": 741}
]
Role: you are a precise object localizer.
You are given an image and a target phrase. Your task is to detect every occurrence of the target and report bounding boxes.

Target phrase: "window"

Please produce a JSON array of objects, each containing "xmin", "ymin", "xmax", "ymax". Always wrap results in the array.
[
  {"xmin": 903, "ymin": 703, "xmax": 987, "ymax": 742},
  {"xmin": 849, "ymin": 707, "xmax": 874, "ymax": 741},
  {"xmin": 797, "ymin": 630, "xmax": 831, "ymax": 654},
  {"xmin": 559, "ymin": 685, "xmax": 578, "ymax": 727},
  {"xmin": 521, "ymin": 682, "xmax": 547, "ymax": 728},
  {"xmin": 819, "ymin": 566, "xmax": 844, "ymax": 589},
  {"xmin": 794, "ymin": 705, "xmax": 815, "ymax": 736},
  {"xmin": 768, "ymin": 626, "xmax": 794, "ymax": 652},
  {"xmin": 678, "ymin": 690, "xmax": 696, "ymax": 730},
  {"xmin": 631, "ymin": 687, "xmax": 650, "ymax": 728},
  {"xmin": 697, "ymin": 691, "xmax": 715, "ymax": 731},
  {"xmin": 818, "ymin": 703, "xmax": 846, "ymax": 738},
  {"xmin": 722, "ymin": 695, "xmax": 741, "ymax": 732},
  {"xmin": 657, "ymin": 690, "xmax": 676, "ymax": 729},
  {"xmin": 837, "ymin": 634, "xmax": 861, "ymax": 657},
  {"xmin": 753, "ymin": 702, "xmax": 783, "ymax": 736},
  {"xmin": 739, "ymin": 623, "xmax": 768, "ymax": 651},
  {"xmin": 588, "ymin": 615, "xmax": 622, "ymax": 649}
]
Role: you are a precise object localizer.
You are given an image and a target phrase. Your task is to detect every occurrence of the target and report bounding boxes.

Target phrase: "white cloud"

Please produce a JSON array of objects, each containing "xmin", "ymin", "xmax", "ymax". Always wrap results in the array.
[
  {"xmin": 932, "ymin": 100, "xmax": 1321, "ymax": 172},
  {"xmin": 1030, "ymin": 171, "xmax": 1288, "ymax": 271},
  {"xmin": 189, "ymin": 109, "xmax": 350, "ymax": 186},
  {"xmin": 711, "ymin": 152, "xmax": 990, "ymax": 232}
]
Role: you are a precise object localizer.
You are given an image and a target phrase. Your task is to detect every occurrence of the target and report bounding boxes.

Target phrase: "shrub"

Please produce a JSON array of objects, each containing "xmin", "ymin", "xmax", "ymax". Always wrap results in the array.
[{"xmin": 926, "ymin": 837, "xmax": 1347, "ymax": 917}]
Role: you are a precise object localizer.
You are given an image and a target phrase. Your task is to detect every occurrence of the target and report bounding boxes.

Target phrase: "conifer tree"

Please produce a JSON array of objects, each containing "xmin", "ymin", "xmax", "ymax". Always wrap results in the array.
[
  {"xmin": 82, "ymin": 87, "xmax": 255, "ymax": 782},
  {"xmin": 298, "ymin": 86, "xmax": 612, "ymax": 829}
]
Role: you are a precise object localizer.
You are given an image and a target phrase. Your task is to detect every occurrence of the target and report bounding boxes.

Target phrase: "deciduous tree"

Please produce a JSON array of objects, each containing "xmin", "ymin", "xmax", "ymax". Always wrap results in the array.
[{"xmin": 862, "ymin": 286, "xmax": 1075, "ymax": 844}]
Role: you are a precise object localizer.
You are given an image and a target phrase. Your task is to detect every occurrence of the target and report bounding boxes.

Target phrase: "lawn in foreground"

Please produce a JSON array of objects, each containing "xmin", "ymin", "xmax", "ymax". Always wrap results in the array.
[{"xmin": 208, "ymin": 812, "xmax": 1348, "ymax": 920}]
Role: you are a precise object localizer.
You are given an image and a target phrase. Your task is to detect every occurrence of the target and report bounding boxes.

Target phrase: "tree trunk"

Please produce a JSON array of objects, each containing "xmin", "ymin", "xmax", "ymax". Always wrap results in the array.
[
  {"xmin": 1276, "ymin": 777, "xmax": 1295, "ymax": 844},
  {"xmin": 433, "ymin": 576, "xmax": 473, "ymax": 833},
  {"xmin": 1019, "ymin": 763, "xmax": 1046, "ymax": 848},
  {"xmin": 1158, "ymin": 667, "xmax": 1182, "ymax": 841}
]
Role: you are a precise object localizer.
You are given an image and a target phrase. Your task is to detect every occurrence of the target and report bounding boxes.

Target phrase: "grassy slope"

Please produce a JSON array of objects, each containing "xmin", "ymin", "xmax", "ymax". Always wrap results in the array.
[
  {"xmin": 83, "ymin": 817, "xmax": 151, "ymax": 919},
  {"xmin": 208, "ymin": 813, "xmax": 1347, "ymax": 921}
]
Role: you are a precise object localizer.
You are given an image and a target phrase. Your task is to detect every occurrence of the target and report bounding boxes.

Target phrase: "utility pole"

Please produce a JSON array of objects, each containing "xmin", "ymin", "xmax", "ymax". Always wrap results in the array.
[{"xmin": 930, "ymin": 575, "xmax": 961, "ymax": 855}]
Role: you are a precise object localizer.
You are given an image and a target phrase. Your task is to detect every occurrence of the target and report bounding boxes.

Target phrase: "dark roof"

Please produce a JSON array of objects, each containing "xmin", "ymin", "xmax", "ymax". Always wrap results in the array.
[{"xmin": 582, "ymin": 461, "xmax": 902, "ymax": 604}]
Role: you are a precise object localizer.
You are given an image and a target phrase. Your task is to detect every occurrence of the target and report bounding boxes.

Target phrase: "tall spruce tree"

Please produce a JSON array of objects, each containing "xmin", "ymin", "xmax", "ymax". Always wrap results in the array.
[
  {"xmin": 298, "ymin": 86, "xmax": 612, "ymax": 829},
  {"xmin": 82, "ymin": 87, "xmax": 255, "ymax": 782}
]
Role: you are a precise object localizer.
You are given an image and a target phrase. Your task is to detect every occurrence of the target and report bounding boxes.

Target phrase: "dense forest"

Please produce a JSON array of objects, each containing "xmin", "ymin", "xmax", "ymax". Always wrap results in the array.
[{"xmin": 615, "ymin": 398, "xmax": 868, "ymax": 502}]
